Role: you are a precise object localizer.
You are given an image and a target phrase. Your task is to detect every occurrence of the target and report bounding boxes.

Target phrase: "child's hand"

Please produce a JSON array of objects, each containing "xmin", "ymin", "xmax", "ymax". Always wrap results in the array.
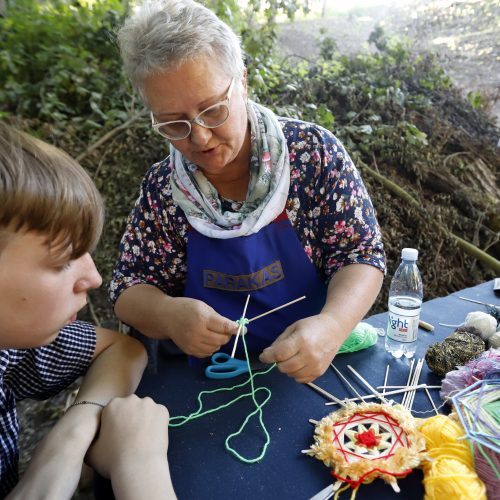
[
  {"xmin": 86, "ymin": 395, "xmax": 176, "ymax": 498},
  {"xmin": 86, "ymin": 395, "xmax": 169, "ymax": 477},
  {"xmin": 7, "ymin": 404, "xmax": 102, "ymax": 499}
]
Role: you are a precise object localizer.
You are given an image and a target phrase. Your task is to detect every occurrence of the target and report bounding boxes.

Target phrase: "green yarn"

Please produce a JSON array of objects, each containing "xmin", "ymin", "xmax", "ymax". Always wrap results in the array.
[
  {"xmin": 236, "ymin": 317, "xmax": 250, "ymax": 327},
  {"xmin": 337, "ymin": 322, "xmax": 379, "ymax": 354},
  {"xmin": 169, "ymin": 332, "xmax": 276, "ymax": 464},
  {"xmin": 169, "ymin": 320, "xmax": 377, "ymax": 461},
  {"xmin": 483, "ymin": 401, "xmax": 500, "ymax": 426}
]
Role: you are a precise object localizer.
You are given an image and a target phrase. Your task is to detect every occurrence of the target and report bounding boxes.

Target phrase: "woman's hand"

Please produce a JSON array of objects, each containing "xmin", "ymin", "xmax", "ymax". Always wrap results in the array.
[
  {"xmin": 162, "ymin": 297, "xmax": 240, "ymax": 357},
  {"xmin": 258, "ymin": 314, "xmax": 341, "ymax": 384},
  {"xmin": 259, "ymin": 264, "xmax": 384, "ymax": 383},
  {"xmin": 115, "ymin": 285, "xmax": 240, "ymax": 357}
]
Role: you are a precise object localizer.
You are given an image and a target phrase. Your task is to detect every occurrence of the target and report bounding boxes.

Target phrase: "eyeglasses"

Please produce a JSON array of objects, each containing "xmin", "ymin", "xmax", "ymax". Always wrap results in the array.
[{"xmin": 151, "ymin": 77, "xmax": 235, "ymax": 141}]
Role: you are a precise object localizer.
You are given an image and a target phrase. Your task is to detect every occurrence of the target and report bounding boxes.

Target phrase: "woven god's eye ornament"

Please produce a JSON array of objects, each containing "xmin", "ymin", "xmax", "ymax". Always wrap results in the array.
[{"xmin": 304, "ymin": 402, "xmax": 427, "ymax": 498}]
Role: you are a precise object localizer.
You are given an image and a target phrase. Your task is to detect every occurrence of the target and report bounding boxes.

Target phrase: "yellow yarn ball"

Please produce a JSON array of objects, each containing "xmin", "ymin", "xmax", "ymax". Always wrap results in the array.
[
  {"xmin": 419, "ymin": 415, "xmax": 463, "ymax": 446},
  {"xmin": 422, "ymin": 458, "xmax": 486, "ymax": 499},
  {"xmin": 418, "ymin": 415, "xmax": 487, "ymax": 500}
]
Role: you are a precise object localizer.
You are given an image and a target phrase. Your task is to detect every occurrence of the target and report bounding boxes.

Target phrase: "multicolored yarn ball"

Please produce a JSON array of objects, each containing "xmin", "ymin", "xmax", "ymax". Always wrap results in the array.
[
  {"xmin": 425, "ymin": 328, "xmax": 486, "ymax": 377},
  {"xmin": 451, "ymin": 380, "xmax": 500, "ymax": 500},
  {"xmin": 440, "ymin": 348, "xmax": 500, "ymax": 402},
  {"xmin": 418, "ymin": 414, "xmax": 486, "ymax": 500}
]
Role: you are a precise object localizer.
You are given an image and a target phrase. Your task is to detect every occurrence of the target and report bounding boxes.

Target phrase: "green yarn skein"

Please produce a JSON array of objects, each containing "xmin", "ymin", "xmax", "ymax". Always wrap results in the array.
[{"xmin": 338, "ymin": 322, "xmax": 379, "ymax": 354}]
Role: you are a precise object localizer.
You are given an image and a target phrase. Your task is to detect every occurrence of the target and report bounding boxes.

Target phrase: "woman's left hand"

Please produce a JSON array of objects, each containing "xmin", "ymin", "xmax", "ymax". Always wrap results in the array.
[{"xmin": 258, "ymin": 314, "xmax": 342, "ymax": 383}]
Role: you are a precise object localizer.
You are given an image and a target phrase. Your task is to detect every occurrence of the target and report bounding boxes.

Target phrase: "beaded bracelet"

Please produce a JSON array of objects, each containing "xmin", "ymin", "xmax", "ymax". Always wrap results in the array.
[{"xmin": 66, "ymin": 400, "xmax": 105, "ymax": 412}]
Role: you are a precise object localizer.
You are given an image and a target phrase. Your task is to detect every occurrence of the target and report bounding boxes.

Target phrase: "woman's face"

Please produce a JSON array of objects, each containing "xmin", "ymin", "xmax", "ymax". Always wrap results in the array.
[{"xmin": 143, "ymin": 58, "xmax": 249, "ymax": 180}]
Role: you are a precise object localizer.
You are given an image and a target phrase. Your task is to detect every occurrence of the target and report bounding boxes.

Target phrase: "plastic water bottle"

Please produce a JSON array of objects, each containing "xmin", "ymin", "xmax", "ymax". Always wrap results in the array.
[{"xmin": 385, "ymin": 248, "xmax": 423, "ymax": 359}]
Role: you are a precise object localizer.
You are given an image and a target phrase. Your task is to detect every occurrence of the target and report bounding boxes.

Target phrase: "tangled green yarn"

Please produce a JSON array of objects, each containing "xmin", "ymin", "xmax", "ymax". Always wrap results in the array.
[
  {"xmin": 169, "ymin": 332, "xmax": 276, "ymax": 464},
  {"xmin": 337, "ymin": 322, "xmax": 379, "ymax": 354},
  {"xmin": 168, "ymin": 320, "xmax": 377, "ymax": 462}
]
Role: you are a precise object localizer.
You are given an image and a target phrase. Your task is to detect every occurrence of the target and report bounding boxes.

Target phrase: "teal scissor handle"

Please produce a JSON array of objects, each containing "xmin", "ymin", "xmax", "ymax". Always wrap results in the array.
[{"xmin": 205, "ymin": 352, "xmax": 249, "ymax": 379}]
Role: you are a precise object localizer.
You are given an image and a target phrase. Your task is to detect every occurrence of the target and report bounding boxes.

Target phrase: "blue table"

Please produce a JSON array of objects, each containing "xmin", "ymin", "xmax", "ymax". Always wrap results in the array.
[{"xmin": 95, "ymin": 280, "xmax": 498, "ymax": 499}]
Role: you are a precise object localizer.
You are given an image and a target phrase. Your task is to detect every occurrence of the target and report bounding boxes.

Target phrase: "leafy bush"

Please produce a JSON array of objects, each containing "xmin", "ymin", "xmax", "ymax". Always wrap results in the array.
[
  {"xmin": 1, "ymin": 0, "xmax": 498, "ymax": 327},
  {"xmin": 0, "ymin": 0, "xmax": 130, "ymax": 134}
]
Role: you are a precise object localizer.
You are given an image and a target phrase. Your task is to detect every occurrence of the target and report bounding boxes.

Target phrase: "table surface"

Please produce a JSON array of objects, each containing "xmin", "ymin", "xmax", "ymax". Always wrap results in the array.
[{"xmin": 97, "ymin": 280, "xmax": 499, "ymax": 499}]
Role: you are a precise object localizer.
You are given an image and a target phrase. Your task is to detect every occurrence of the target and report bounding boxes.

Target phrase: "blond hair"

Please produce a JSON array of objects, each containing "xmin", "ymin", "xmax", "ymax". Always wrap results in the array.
[{"xmin": 0, "ymin": 122, "xmax": 104, "ymax": 257}]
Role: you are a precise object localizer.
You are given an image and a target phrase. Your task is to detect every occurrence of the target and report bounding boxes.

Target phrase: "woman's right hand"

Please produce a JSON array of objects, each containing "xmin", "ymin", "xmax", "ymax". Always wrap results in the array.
[
  {"xmin": 159, "ymin": 296, "xmax": 240, "ymax": 357},
  {"xmin": 115, "ymin": 285, "xmax": 240, "ymax": 357}
]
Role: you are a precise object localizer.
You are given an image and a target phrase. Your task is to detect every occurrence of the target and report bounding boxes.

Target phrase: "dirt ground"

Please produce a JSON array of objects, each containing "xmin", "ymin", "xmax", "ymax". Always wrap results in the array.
[
  {"xmin": 15, "ymin": 1, "xmax": 499, "ymax": 498},
  {"xmin": 278, "ymin": 0, "xmax": 500, "ymax": 124}
]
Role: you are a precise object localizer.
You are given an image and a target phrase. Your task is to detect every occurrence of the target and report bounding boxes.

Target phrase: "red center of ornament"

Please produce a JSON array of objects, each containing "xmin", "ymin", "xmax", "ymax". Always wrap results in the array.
[{"xmin": 355, "ymin": 428, "xmax": 381, "ymax": 448}]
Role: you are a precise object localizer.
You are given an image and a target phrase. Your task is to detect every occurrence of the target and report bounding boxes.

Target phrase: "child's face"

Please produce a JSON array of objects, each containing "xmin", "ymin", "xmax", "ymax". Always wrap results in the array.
[{"xmin": 0, "ymin": 230, "xmax": 102, "ymax": 349}]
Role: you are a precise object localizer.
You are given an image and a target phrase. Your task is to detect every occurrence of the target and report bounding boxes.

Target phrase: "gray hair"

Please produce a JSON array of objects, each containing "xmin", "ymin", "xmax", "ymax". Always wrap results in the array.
[{"xmin": 118, "ymin": 0, "xmax": 245, "ymax": 92}]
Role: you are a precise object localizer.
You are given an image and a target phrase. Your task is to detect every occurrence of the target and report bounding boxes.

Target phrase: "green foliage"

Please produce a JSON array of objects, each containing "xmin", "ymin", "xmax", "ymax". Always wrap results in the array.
[
  {"xmin": 2, "ymin": 0, "xmax": 498, "ymax": 325},
  {"xmin": 318, "ymin": 28, "xmax": 338, "ymax": 61},
  {"xmin": 204, "ymin": 0, "xmax": 310, "ymax": 88},
  {"xmin": 467, "ymin": 90, "xmax": 485, "ymax": 109},
  {"xmin": 0, "ymin": 0, "xmax": 129, "ymax": 135}
]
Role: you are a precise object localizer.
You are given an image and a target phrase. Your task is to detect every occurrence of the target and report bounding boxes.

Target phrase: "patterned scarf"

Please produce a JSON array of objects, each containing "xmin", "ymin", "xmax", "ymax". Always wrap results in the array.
[{"xmin": 170, "ymin": 101, "xmax": 290, "ymax": 239}]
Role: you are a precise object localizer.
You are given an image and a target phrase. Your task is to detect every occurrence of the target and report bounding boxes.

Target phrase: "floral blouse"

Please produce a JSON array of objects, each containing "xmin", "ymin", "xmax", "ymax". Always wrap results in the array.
[{"xmin": 109, "ymin": 117, "xmax": 386, "ymax": 304}]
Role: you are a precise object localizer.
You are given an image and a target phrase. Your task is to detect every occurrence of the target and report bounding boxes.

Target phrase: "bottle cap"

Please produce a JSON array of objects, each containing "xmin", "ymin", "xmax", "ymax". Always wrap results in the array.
[{"xmin": 401, "ymin": 248, "xmax": 418, "ymax": 261}]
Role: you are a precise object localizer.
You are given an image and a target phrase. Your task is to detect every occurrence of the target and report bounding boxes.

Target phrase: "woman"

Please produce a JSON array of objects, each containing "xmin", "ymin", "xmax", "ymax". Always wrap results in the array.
[{"xmin": 110, "ymin": 0, "xmax": 386, "ymax": 384}]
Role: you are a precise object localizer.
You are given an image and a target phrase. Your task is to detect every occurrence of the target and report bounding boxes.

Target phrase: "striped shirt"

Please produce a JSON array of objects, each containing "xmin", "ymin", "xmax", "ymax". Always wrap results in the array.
[{"xmin": 0, "ymin": 321, "xmax": 96, "ymax": 498}]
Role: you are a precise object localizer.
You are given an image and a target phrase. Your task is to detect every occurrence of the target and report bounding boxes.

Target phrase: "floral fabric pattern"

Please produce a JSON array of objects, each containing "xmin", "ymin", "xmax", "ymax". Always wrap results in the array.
[
  {"xmin": 109, "ymin": 118, "xmax": 386, "ymax": 304},
  {"xmin": 169, "ymin": 101, "xmax": 290, "ymax": 238}
]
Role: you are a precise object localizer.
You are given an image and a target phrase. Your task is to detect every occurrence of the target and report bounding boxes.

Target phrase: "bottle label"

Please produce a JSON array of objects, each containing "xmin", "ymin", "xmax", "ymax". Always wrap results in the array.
[{"xmin": 386, "ymin": 303, "xmax": 420, "ymax": 342}]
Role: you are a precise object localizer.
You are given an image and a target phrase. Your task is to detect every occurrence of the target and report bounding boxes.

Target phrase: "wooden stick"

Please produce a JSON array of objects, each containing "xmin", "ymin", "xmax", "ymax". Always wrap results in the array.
[
  {"xmin": 76, "ymin": 110, "xmax": 147, "ymax": 163},
  {"xmin": 247, "ymin": 296, "xmax": 306, "ymax": 323},
  {"xmin": 382, "ymin": 365, "xmax": 390, "ymax": 396},
  {"xmin": 408, "ymin": 359, "xmax": 424, "ymax": 411},
  {"xmin": 347, "ymin": 365, "xmax": 390, "ymax": 404},
  {"xmin": 230, "ymin": 294, "xmax": 251, "ymax": 358},
  {"xmin": 458, "ymin": 296, "xmax": 499, "ymax": 308},
  {"xmin": 401, "ymin": 359, "xmax": 415, "ymax": 408},
  {"xmin": 419, "ymin": 319, "xmax": 434, "ymax": 332},
  {"xmin": 307, "ymin": 382, "xmax": 347, "ymax": 407},
  {"xmin": 325, "ymin": 384, "xmax": 431, "ymax": 405},
  {"xmin": 330, "ymin": 364, "xmax": 366, "ymax": 401},
  {"xmin": 404, "ymin": 358, "xmax": 423, "ymax": 410},
  {"xmin": 308, "ymin": 483, "xmax": 335, "ymax": 500},
  {"xmin": 377, "ymin": 385, "xmax": 441, "ymax": 390},
  {"xmin": 424, "ymin": 387, "xmax": 440, "ymax": 415}
]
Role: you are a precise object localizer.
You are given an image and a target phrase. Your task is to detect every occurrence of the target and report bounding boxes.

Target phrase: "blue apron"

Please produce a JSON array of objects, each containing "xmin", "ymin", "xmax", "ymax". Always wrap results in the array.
[{"xmin": 184, "ymin": 212, "xmax": 327, "ymax": 357}]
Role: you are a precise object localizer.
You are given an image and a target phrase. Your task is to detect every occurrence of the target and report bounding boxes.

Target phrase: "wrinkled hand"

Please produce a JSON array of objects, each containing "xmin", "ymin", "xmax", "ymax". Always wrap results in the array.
[
  {"xmin": 86, "ymin": 395, "xmax": 169, "ymax": 479},
  {"xmin": 259, "ymin": 314, "xmax": 341, "ymax": 383},
  {"xmin": 162, "ymin": 297, "xmax": 240, "ymax": 357}
]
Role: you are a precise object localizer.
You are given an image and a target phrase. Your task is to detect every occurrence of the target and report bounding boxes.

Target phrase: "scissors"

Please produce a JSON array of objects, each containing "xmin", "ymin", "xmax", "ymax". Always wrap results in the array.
[{"xmin": 205, "ymin": 352, "xmax": 265, "ymax": 380}]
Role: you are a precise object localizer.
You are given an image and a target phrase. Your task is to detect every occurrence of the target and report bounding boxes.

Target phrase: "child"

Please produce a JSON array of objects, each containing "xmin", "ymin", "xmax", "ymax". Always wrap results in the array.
[{"xmin": 0, "ymin": 122, "xmax": 176, "ymax": 499}]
